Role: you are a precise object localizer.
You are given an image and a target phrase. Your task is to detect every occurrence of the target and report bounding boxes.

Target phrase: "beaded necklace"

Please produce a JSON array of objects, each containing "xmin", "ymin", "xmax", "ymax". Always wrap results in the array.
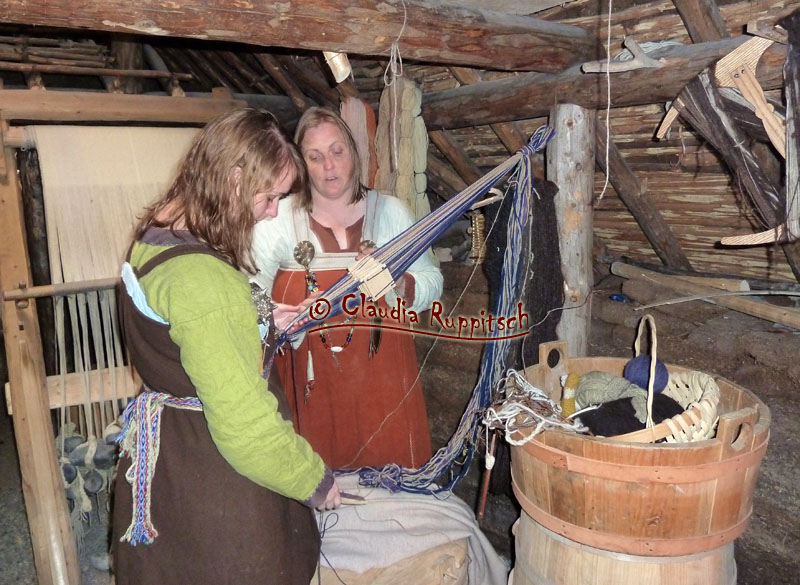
[{"xmin": 303, "ymin": 262, "xmax": 356, "ymax": 359}]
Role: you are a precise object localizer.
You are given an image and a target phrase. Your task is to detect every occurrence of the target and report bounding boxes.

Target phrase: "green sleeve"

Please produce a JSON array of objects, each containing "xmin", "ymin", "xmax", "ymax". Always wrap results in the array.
[{"xmin": 131, "ymin": 243, "xmax": 326, "ymax": 501}]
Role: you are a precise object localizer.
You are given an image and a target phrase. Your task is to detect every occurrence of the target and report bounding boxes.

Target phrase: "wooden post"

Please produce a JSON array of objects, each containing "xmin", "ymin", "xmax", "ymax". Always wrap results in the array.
[
  {"xmin": 110, "ymin": 35, "xmax": 144, "ymax": 94},
  {"xmin": 0, "ymin": 147, "xmax": 80, "ymax": 585},
  {"xmin": 547, "ymin": 104, "xmax": 595, "ymax": 357}
]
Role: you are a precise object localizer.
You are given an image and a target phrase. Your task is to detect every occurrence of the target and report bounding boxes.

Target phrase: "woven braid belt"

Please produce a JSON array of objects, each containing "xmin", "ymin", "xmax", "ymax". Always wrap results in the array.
[{"xmin": 117, "ymin": 389, "xmax": 203, "ymax": 545}]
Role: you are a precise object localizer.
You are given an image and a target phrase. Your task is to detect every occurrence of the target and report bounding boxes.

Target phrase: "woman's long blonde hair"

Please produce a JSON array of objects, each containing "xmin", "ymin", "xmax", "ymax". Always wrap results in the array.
[
  {"xmin": 135, "ymin": 108, "xmax": 305, "ymax": 272},
  {"xmin": 293, "ymin": 106, "xmax": 366, "ymax": 210}
]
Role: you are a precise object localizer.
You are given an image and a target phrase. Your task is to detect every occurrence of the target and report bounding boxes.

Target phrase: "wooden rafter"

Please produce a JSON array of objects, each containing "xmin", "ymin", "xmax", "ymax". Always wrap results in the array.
[
  {"xmin": 595, "ymin": 119, "xmax": 692, "ymax": 270},
  {"xmin": 218, "ymin": 51, "xmax": 279, "ymax": 96},
  {"xmin": 0, "ymin": 0, "xmax": 600, "ymax": 73},
  {"xmin": 429, "ymin": 130, "xmax": 482, "ymax": 185},
  {"xmin": 253, "ymin": 53, "xmax": 315, "ymax": 114},
  {"xmin": 449, "ymin": 66, "xmax": 544, "ymax": 177},
  {"xmin": 276, "ymin": 55, "xmax": 341, "ymax": 109},
  {"xmin": 672, "ymin": 0, "xmax": 729, "ymax": 43},
  {"xmin": 202, "ymin": 50, "xmax": 252, "ymax": 94},
  {"xmin": 423, "ymin": 37, "xmax": 786, "ymax": 129}
]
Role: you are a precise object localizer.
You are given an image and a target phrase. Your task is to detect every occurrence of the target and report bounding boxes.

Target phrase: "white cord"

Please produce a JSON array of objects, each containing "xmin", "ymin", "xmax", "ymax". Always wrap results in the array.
[{"xmin": 596, "ymin": 0, "xmax": 613, "ymax": 204}]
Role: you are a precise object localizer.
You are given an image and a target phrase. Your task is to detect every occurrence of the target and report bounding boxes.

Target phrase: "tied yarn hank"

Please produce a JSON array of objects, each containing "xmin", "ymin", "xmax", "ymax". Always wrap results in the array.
[{"xmin": 117, "ymin": 390, "xmax": 202, "ymax": 545}]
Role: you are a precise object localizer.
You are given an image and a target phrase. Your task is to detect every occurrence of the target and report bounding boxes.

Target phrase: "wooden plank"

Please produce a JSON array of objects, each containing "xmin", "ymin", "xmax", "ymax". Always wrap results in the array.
[
  {"xmin": 0, "ymin": 0, "xmax": 600, "ymax": 73},
  {"xmin": 672, "ymin": 0, "xmax": 729, "ymax": 42},
  {"xmin": 4, "ymin": 366, "xmax": 139, "ymax": 415},
  {"xmin": 0, "ymin": 89, "xmax": 245, "ymax": 122},
  {"xmin": 611, "ymin": 262, "xmax": 800, "ymax": 329},
  {"xmin": 0, "ymin": 147, "xmax": 80, "ymax": 585},
  {"xmin": 595, "ymin": 118, "xmax": 693, "ymax": 270},
  {"xmin": 423, "ymin": 37, "xmax": 786, "ymax": 129},
  {"xmin": 548, "ymin": 104, "xmax": 595, "ymax": 357}
]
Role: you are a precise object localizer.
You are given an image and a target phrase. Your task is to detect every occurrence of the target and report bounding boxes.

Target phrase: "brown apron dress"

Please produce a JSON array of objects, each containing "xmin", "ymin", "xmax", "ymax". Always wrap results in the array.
[{"xmin": 113, "ymin": 242, "xmax": 320, "ymax": 585}]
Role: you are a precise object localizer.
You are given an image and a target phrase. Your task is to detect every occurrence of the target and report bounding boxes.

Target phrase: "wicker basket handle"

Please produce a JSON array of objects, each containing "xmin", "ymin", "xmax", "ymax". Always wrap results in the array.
[{"xmin": 633, "ymin": 314, "xmax": 658, "ymax": 428}]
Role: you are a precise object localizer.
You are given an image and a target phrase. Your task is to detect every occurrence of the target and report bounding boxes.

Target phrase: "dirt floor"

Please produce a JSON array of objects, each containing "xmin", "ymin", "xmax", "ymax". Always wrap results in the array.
[{"xmin": 1, "ymin": 272, "xmax": 798, "ymax": 584}]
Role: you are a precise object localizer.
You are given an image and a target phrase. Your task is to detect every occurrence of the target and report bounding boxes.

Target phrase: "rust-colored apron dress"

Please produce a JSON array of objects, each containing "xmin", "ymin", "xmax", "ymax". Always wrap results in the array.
[
  {"xmin": 113, "ymin": 243, "xmax": 320, "ymax": 585},
  {"xmin": 271, "ymin": 217, "xmax": 432, "ymax": 470}
]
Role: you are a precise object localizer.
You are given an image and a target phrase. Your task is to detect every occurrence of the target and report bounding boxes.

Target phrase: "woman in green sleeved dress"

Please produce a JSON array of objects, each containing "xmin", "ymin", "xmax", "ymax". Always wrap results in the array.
[{"xmin": 112, "ymin": 108, "xmax": 340, "ymax": 585}]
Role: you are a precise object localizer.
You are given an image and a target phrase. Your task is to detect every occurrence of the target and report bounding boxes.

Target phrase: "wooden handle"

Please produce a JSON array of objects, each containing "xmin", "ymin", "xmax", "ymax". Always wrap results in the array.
[
  {"xmin": 729, "ymin": 65, "xmax": 786, "ymax": 158},
  {"xmin": 717, "ymin": 406, "xmax": 758, "ymax": 457}
]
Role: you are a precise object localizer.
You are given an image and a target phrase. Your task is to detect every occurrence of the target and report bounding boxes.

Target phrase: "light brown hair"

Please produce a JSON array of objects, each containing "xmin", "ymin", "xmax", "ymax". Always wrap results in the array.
[
  {"xmin": 135, "ymin": 108, "xmax": 305, "ymax": 272},
  {"xmin": 293, "ymin": 106, "xmax": 366, "ymax": 210}
]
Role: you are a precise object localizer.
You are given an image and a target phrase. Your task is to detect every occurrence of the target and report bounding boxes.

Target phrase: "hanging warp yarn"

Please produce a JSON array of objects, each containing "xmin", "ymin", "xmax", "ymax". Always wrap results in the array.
[
  {"xmin": 278, "ymin": 125, "xmax": 555, "ymax": 493},
  {"xmin": 482, "ymin": 177, "xmax": 564, "ymax": 496}
]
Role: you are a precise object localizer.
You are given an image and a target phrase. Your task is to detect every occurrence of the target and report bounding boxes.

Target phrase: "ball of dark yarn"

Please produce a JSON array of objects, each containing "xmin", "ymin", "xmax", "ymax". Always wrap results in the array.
[
  {"xmin": 580, "ymin": 394, "xmax": 685, "ymax": 437},
  {"xmin": 624, "ymin": 354, "xmax": 669, "ymax": 393}
]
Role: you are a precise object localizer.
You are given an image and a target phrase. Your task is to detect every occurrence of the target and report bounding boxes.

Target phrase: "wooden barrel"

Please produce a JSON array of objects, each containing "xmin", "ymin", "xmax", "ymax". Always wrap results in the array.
[
  {"xmin": 509, "ymin": 341, "xmax": 770, "ymax": 584},
  {"xmin": 512, "ymin": 514, "xmax": 736, "ymax": 585}
]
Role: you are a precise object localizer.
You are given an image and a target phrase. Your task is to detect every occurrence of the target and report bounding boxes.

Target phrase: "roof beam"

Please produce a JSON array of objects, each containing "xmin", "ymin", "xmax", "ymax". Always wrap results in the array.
[
  {"xmin": 423, "ymin": 36, "xmax": 786, "ymax": 129},
  {"xmin": 595, "ymin": 119, "xmax": 692, "ymax": 270},
  {"xmin": 0, "ymin": 0, "xmax": 600, "ymax": 73},
  {"xmin": 672, "ymin": 0, "xmax": 729, "ymax": 42}
]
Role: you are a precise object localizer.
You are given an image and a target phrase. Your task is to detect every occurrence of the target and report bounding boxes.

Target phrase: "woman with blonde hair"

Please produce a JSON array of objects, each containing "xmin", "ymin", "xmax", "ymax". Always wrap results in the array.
[
  {"xmin": 113, "ymin": 108, "xmax": 339, "ymax": 585},
  {"xmin": 251, "ymin": 106, "xmax": 442, "ymax": 470}
]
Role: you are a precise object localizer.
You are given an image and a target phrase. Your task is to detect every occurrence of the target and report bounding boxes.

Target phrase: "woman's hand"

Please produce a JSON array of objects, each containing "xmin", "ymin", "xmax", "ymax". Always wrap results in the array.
[
  {"xmin": 356, "ymin": 246, "xmax": 377, "ymax": 259},
  {"xmin": 273, "ymin": 293, "xmax": 323, "ymax": 333},
  {"xmin": 316, "ymin": 480, "xmax": 342, "ymax": 511},
  {"xmin": 273, "ymin": 302, "xmax": 306, "ymax": 333}
]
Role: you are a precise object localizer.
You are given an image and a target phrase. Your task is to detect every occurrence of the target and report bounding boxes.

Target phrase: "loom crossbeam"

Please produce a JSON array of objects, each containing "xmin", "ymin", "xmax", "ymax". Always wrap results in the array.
[
  {"xmin": 3, "ymin": 366, "xmax": 139, "ymax": 416},
  {"xmin": 1, "ymin": 276, "xmax": 119, "ymax": 303}
]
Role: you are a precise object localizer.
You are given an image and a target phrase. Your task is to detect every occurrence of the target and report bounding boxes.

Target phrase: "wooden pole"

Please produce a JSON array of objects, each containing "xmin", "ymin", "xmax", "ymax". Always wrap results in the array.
[
  {"xmin": 2, "ymin": 277, "xmax": 119, "ymax": 301},
  {"xmin": 0, "ymin": 59, "xmax": 191, "ymax": 80},
  {"xmin": 547, "ymin": 104, "xmax": 595, "ymax": 357},
  {"xmin": 0, "ymin": 89, "xmax": 245, "ymax": 123},
  {"xmin": 0, "ymin": 146, "xmax": 80, "ymax": 585},
  {"xmin": 611, "ymin": 261, "xmax": 800, "ymax": 330}
]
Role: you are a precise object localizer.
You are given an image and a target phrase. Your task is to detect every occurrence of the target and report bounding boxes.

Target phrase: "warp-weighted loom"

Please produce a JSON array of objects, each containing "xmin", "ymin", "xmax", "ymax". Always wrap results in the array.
[{"xmin": 0, "ymin": 89, "xmax": 243, "ymax": 585}]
